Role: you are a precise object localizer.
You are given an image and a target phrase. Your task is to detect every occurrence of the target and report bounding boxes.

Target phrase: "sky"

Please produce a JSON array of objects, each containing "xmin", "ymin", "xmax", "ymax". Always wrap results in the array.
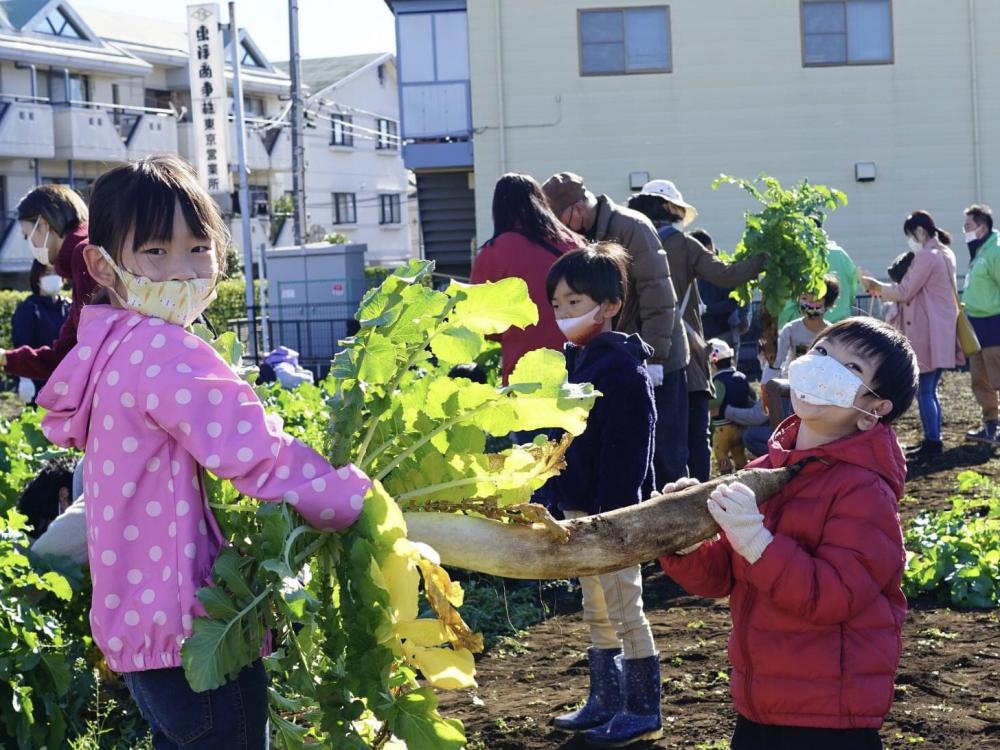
[{"xmin": 79, "ymin": 0, "xmax": 396, "ymax": 62}]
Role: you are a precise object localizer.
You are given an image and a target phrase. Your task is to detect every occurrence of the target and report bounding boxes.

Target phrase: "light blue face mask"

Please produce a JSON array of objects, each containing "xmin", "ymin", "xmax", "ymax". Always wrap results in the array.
[{"xmin": 788, "ymin": 352, "xmax": 881, "ymax": 419}]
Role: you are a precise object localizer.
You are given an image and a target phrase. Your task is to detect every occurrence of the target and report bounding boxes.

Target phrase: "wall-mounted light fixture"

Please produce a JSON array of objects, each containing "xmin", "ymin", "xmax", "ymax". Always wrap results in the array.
[
  {"xmin": 855, "ymin": 162, "xmax": 877, "ymax": 182},
  {"xmin": 629, "ymin": 171, "xmax": 650, "ymax": 190}
]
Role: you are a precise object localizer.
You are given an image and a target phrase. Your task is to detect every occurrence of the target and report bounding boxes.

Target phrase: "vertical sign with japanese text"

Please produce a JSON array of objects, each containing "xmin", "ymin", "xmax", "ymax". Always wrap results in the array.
[{"xmin": 187, "ymin": 4, "xmax": 230, "ymax": 193}]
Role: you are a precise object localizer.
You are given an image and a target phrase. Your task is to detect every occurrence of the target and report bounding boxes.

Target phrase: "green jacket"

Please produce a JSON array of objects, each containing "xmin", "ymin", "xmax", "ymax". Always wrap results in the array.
[
  {"xmin": 778, "ymin": 242, "xmax": 859, "ymax": 328},
  {"xmin": 962, "ymin": 231, "xmax": 1000, "ymax": 319}
]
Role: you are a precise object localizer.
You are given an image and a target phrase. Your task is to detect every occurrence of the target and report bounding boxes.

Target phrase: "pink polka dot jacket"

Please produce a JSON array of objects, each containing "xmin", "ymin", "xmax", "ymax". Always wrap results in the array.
[{"xmin": 37, "ymin": 305, "xmax": 371, "ymax": 673}]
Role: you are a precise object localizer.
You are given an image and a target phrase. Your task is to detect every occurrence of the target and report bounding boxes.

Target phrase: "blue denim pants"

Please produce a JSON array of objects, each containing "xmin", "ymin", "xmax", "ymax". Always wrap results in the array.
[
  {"xmin": 653, "ymin": 368, "xmax": 689, "ymax": 485},
  {"xmin": 122, "ymin": 660, "xmax": 268, "ymax": 749},
  {"xmin": 917, "ymin": 369, "xmax": 943, "ymax": 442}
]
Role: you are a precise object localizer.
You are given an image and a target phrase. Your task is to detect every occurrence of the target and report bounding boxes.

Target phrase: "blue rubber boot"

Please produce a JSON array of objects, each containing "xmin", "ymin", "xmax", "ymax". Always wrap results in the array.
[
  {"xmin": 584, "ymin": 655, "xmax": 663, "ymax": 746},
  {"xmin": 553, "ymin": 647, "xmax": 622, "ymax": 732}
]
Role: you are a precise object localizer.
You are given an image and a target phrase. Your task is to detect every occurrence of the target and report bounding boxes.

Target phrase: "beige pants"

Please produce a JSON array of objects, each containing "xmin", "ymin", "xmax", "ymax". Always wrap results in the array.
[
  {"xmin": 712, "ymin": 422, "xmax": 748, "ymax": 475},
  {"xmin": 969, "ymin": 345, "xmax": 1000, "ymax": 422},
  {"xmin": 564, "ymin": 510, "xmax": 657, "ymax": 659}
]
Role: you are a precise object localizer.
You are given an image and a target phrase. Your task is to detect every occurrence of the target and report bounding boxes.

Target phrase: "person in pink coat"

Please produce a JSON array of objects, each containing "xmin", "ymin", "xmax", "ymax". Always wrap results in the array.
[
  {"xmin": 863, "ymin": 210, "xmax": 961, "ymax": 458},
  {"xmin": 37, "ymin": 155, "xmax": 371, "ymax": 749}
]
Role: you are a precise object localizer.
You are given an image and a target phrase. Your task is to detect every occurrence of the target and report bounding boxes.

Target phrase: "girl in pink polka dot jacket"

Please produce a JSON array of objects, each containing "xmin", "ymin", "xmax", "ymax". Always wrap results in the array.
[{"xmin": 37, "ymin": 155, "xmax": 371, "ymax": 748}]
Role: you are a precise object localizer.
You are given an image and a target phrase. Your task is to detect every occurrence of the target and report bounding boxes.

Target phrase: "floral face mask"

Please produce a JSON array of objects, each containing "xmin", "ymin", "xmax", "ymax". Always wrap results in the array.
[
  {"xmin": 96, "ymin": 245, "xmax": 217, "ymax": 328},
  {"xmin": 788, "ymin": 352, "xmax": 881, "ymax": 419}
]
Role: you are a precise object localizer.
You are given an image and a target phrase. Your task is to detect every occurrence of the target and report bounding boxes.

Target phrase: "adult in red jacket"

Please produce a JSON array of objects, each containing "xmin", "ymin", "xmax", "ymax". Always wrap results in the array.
[
  {"xmin": 661, "ymin": 413, "xmax": 908, "ymax": 735},
  {"xmin": 470, "ymin": 173, "xmax": 582, "ymax": 384},
  {"xmin": 2, "ymin": 185, "xmax": 95, "ymax": 379}
]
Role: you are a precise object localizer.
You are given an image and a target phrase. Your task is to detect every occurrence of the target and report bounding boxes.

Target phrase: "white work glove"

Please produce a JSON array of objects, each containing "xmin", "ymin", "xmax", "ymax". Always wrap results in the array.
[
  {"xmin": 17, "ymin": 377, "xmax": 36, "ymax": 403},
  {"xmin": 660, "ymin": 477, "xmax": 718, "ymax": 554},
  {"xmin": 706, "ymin": 481, "xmax": 773, "ymax": 564},
  {"xmin": 645, "ymin": 363, "xmax": 664, "ymax": 387}
]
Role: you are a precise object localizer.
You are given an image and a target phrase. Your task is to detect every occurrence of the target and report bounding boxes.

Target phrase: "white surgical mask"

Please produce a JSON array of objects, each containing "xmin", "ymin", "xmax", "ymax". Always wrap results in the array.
[
  {"xmin": 965, "ymin": 230, "xmax": 980, "ymax": 244},
  {"xmin": 96, "ymin": 246, "xmax": 217, "ymax": 328},
  {"xmin": 28, "ymin": 219, "xmax": 51, "ymax": 265},
  {"xmin": 556, "ymin": 305, "xmax": 602, "ymax": 345},
  {"xmin": 788, "ymin": 352, "xmax": 880, "ymax": 419},
  {"xmin": 39, "ymin": 274, "xmax": 62, "ymax": 297},
  {"xmin": 906, "ymin": 237, "xmax": 922, "ymax": 253}
]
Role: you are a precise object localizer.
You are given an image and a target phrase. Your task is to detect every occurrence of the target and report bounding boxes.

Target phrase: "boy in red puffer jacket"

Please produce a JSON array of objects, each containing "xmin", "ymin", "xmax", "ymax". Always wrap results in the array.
[{"xmin": 660, "ymin": 317, "xmax": 918, "ymax": 750}]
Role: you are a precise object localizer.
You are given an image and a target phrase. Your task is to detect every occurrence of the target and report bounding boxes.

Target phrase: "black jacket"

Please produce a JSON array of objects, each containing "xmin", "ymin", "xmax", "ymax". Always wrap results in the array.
[{"xmin": 547, "ymin": 332, "xmax": 656, "ymax": 516}]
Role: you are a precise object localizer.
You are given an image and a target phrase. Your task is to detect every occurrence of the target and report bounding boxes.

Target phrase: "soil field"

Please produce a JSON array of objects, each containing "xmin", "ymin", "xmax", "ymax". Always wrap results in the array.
[{"xmin": 439, "ymin": 370, "xmax": 1000, "ymax": 749}]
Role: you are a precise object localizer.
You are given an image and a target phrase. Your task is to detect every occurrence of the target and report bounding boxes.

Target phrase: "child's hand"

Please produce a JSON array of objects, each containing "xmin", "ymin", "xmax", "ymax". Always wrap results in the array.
[
  {"xmin": 706, "ymin": 481, "xmax": 773, "ymax": 564},
  {"xmin": 660, "ymin": 477, "xmax": 700, "ymax": 495}
]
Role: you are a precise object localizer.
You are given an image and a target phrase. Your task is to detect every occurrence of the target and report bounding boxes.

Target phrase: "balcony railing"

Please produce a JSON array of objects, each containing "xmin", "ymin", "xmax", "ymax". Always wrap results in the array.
[
  {"xmin": 0, "ymin": 94, "xmax": 55, "ymax": 159},
  {"xmin": 52, "ymin": 99, "xmax": 178, "ymax": 162}
]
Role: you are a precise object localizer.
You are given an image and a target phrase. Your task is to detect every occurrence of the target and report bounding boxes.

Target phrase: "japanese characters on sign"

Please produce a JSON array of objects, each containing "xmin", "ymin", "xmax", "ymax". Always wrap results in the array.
[{"xmin": 187, "ymin": 4, "xmax": 231, "ymax": 193}]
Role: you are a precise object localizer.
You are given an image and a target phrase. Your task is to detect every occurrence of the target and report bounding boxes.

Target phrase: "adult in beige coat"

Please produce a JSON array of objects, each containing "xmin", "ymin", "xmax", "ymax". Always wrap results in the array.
[
  {"xmin": 543, "ymin": 172, "xmax": 689, "ymax": 483},
  {"xmin": 629, "ymin": 180, "xmax": 766, "ymax": 481}
]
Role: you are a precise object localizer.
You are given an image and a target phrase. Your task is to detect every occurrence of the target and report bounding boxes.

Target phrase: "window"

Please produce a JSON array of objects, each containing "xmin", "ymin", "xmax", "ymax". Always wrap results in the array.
[
  {"xmin": 45, "ymin": 72, "xmax": 90, "ymax": 104},
  {"xmin": 35, "ymin": 7, "xmax": 84, "ymax": 39},
  {"xmin": 240, "ymin": 41, "xmax": 266, "ymax": 69},
  {"xmin": 379, "ymin": 194, "xmax": 401, "ymax": 225},
  {"xmin": 145, "ymin": 89, "xmax": 173, "ymax": 110},
  {"xmin": 398, "ymin": 12, "xmax": 469, "ymax": 83},
  {"xmin": 332, "ymin": 193, "xmax": 356, "ymax": 225},
  {"xmin": 330, "ymin": 114, "xmax": 354, "ymax": 147},
  {"xmin": 376, "ymin": 118, "xmax": 398, "ymax": 150},
  {"xmin": 243, "ymin": 96, "xmax": 266, "ymax": 118},
  {"xmin": 579, "ymin": 6, "xmax": 671, "ymax": 76},
  {"xmin": 801, "ymin": 0, "xmax": 893, "ymax": 66}
]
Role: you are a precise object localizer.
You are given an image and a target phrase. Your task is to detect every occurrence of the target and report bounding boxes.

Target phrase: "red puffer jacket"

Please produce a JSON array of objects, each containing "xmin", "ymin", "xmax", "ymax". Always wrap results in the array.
[{"xmin": 659, "ymin": 416, "xmax": 907, "ymax": 729}]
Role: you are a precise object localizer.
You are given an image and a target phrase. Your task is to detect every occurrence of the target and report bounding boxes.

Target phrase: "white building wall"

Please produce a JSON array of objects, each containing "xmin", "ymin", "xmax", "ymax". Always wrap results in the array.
[
  {"xmin": 468, "ymin": 0, "xmax": 1000, "ymax": 279},
  {"xmin": 284, "ymin": 59, "xmax": 414, "ymax": 268}
]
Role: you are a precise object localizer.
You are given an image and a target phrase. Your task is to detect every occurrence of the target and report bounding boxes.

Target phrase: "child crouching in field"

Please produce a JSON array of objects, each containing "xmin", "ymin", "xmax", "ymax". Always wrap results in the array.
[
  {"xmin": 707, "ymin": 337, "xmax": 756, "ymax": 474},
  {"xmin": 36, "ymin": 155, "xmax": 371, "ymax": 749},
  {"xmin": 543, "ymin": 243, "xmax": 662, "ymax": 746},
  {"xmin": 660, "ymin": 317, "xmax": 918, "ymax": 750}
]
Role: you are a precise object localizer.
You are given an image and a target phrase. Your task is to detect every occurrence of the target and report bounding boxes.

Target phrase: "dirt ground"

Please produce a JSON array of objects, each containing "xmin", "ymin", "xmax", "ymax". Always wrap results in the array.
[{"xmin": 440, "ymin": 370, "xmax": 1000, "ymax": 749}]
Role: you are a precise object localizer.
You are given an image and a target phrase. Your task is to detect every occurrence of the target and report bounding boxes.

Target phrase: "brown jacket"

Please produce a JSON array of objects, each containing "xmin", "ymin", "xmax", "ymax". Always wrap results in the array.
[
  {"xmin": 590, "ymin": 196, "xmax": 688, "ymax": 373},
  {"xmin": 659, "ymin": 228, "xmax": 766, "ymax": 393}
]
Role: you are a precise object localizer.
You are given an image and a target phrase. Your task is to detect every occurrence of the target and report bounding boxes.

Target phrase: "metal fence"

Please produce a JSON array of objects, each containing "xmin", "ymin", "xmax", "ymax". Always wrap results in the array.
[
  {"xmin": 225, "ymin": 294, "xmax": 890, "ymax": 382},
  {"xmin": 227, "ymin": 303, "xmax": 359, "ymax": 379}
]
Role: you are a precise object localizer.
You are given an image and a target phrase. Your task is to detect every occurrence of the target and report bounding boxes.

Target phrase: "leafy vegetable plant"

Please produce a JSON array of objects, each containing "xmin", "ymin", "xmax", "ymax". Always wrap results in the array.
[
  {"xmin": 181, "ymin": 260, "xmax": 597, "ymax": 748},
  {"xmin": 712, "ymin": 173, "xmax": 847, "ymax": 362},
  {"xmin": 903, "ymin": 471, "xmax": 1000, "ymax": 609}
]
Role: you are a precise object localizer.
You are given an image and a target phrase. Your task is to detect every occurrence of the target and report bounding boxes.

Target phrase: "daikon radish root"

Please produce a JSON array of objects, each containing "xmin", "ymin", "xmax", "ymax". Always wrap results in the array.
[{"xmin": 404, "ymin": 465, "xmax": 796, "ymax": 579}]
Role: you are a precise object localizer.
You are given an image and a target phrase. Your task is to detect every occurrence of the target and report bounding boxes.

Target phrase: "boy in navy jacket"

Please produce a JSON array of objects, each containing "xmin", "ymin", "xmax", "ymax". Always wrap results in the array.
[{"xmin": 544, "ymin": 243, "xmax": 661, "ymax": 746}]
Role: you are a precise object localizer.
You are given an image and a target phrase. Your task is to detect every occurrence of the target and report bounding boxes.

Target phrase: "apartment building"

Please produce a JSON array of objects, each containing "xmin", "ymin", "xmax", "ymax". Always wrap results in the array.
[
  {"xmin": 387, "ymin": 0, "xmax": 999, "ymax": 278},
  {"xmin": 0, "ymin": 1, "xmax": 412, "ymax": 286},
  {"xmin": 275, "ymin": 53, "xmax": 414, "ymax": 268},
  {"xmin": 385, "ymin": 0, "xmax": 475, "ymax": 279}
]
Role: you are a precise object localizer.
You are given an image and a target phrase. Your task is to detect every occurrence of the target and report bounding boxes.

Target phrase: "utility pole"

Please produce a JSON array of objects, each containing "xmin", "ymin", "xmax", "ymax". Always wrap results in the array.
[
  {"xmin": 288, "ymin": 0, "xmax": 306, "ymax": 245},
  {"xmin": 228, "ymin": 1, "xmax": 257, "ymax": 359}
]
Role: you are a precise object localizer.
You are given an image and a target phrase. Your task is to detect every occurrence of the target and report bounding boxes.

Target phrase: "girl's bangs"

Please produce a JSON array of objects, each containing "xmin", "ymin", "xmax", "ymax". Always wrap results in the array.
[{"xmin": 128, "ymin": 175, "xmax": 215, "ymax": 251}]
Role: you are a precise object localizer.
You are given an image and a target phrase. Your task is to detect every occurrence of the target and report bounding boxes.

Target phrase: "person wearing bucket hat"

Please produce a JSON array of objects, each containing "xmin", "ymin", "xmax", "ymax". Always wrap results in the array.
[
  {"xmin": 543, "ymin": 171, "xmax": 690, "ymax": 484},
  {"xmin": 628, "ymin": 182, "xmax": 766, "ymax": 481}
]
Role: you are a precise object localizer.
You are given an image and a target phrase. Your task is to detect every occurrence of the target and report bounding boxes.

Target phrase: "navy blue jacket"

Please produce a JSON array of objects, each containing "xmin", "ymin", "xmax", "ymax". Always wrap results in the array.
[
  {"xmin": 11, "ymin": 294, "xmax": 70, "ymax": 387},
  {"xmin": 698, "ymin": 277, "xmax": 739, "ymax": 340},
  {"xmin": 547, "ymin": 331, "xmax": 656, "ymax": 516}
]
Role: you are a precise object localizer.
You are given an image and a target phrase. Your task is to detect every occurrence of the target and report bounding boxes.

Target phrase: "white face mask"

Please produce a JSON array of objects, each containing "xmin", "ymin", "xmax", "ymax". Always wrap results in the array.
[
  {"xmin": 555, "ymin": 305, "xmax": 602, "ymax": 345},
  {"xmin": 906, "ymin": 237, "xmax": 922, "ymax": 253},
  {"xmin": 788, "ymin": 352, "xmax": 880, "ymax": 419},
  {"xmin": 96, "ymin": 246, "xmax": 217, "ymax": 328},
  {"xmin": 39, "ymin": 274, "xmax": 62, "ymax": 297},
  {"xmin": 965, "ymin": 229, "xmax": 981, "ymax": 244},
  {"xmin": 28, "ymin": 219, "xmax": 51, "ymax": 265}
]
